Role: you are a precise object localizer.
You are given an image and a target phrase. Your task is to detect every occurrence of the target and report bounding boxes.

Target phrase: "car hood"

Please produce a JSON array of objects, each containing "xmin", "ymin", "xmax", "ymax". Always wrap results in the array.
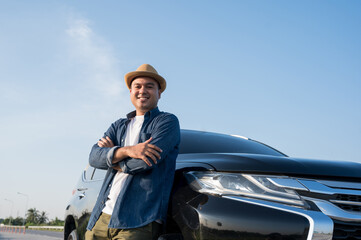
[{"xmin": 177, "ymin": 153, "xmax": 361, "ymax": 179}]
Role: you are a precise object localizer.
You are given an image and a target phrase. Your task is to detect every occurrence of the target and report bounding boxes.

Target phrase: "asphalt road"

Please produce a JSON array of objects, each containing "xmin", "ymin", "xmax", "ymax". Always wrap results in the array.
[{"xmin": 0, "ymin": 230, "xmax": 63, "ymax": 240}]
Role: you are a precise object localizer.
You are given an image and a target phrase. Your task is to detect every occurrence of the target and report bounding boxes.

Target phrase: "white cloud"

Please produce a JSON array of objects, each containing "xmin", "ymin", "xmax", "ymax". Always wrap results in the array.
[
  {"xmin": 0, "ymin": 14, "xmax": 132, "ymax": 220},
  {"xmin": 65, "ymin": 16, "xmax": 126, "ymax": 100}
]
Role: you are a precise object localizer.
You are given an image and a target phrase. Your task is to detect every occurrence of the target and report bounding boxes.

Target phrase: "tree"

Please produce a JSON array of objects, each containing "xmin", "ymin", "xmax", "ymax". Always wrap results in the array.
[
  {"xmin": 26, "ymin": 208, "xmax": 39, "ymax": 224},
  {"xmin": 12, "ymin": 217, "xmax": 24, "ymax": 226},
  {"xmin": 49, "ymin": 217, "xmax": 64, "ymax": 226},
  {"xmin": 38, "ymin": 211, "xmax": 48, "ymax": 224},
  {"xmin": 2, "ymin": 217, "xmax": 23, "ymax": 225}
]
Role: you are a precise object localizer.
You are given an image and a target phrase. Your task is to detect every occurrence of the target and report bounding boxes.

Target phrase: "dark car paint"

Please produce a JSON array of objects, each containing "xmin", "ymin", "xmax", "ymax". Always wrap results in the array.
[
  {"xmin": 179, "ymin": 130, "xmax": 286, "ymax": 157},
  {"xmin": 177, "ymin": 153, "xmax": 361, "ymax": 179},
  {"xmin": 169, "ymin": 170, "xmax": 310, "ymax": 240},
  {"xmin": 173, "ymin": 193, "xmax": 309, "ymax": 240},
  {"xmin": 65, "ymin": 129, "xmax": 361, "ymax": 240}
]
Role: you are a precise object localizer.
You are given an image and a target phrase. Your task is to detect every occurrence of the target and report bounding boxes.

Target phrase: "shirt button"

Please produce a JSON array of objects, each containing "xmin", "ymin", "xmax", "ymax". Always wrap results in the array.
[
  {"xmin": 121, "ymin": 139, "xmax": 124, "ymax": 142},
  {"xmin": 109, "ymin": 184, "xmax": 112, "ymax": 187},
  {"xmin": 101, "ymin": 201, "xmax": 104, "ymax": 204}
]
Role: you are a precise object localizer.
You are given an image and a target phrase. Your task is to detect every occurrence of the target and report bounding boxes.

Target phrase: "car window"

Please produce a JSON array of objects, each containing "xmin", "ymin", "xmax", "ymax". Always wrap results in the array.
[
  {"xmin": 179, "ymin": 130, "xmax": 285, "ymax": 156},
  {"xmin": 84, "ymin": 166, "xmax": 95, "ymax": 181},
  {"xmin": 92, "ymin": 169, "xmax": 106, "ymax": 181}
]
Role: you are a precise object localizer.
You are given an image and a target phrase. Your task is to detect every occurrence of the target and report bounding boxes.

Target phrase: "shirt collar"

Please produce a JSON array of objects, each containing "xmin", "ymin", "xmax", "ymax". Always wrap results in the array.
[{"xmin": 126, "ymin": 107, "xmax": 160, "ymax": 120}]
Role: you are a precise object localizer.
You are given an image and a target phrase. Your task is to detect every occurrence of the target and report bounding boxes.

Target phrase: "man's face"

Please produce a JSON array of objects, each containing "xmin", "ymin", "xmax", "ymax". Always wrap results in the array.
[{"xmin": 130, "ymin": 77, "xmax": 161, "ymax": 115}]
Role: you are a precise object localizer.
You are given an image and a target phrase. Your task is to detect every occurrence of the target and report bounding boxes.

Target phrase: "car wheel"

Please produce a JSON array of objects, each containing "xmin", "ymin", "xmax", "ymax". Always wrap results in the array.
[{"xmin": 67, "ymin": 229, "xmax": 78, "ymax": 240}]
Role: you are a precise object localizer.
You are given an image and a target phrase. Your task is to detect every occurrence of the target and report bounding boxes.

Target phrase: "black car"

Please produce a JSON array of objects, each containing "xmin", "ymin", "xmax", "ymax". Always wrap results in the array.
[{"xmin": 64, "ymin": 130, "xmax": 361, "ymax": 240}]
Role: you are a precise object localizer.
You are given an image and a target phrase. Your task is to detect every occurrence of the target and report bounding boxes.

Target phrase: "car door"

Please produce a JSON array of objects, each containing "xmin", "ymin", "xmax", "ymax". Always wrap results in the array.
[{"xmin": 72, "ymin": 165, "xmax": 106, "ymax": 236}]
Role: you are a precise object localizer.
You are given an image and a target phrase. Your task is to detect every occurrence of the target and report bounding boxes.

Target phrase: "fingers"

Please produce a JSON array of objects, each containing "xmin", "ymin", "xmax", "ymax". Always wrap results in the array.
[
  {"xmin": 139, "ymin": 138, "xmax": 162, "ymax": 164},
  {"xmin": 105, "ymin": 137, "xmax": 114, "ymax": 147},
  {"xmin": 144, "ymin": 138, "xmax": 162, "ymax": 152},
  {"xmin": 145, "ymin": 150, "xmax": 158, "ymax": 164},
  {"xmin": 144, "ymin": 137, "xmax": 153, "ymax": 144},
  {"xmin": 143, "ymin": 140, "xmax": 162, "ymax": 164},
  {"xmin": 146, "ymin": 148, "xmax": 161, "ymax": 163},
  {"xmin": 141, "ymin": 156, "xmax": 152, "ymax": 167},
  {"xmin": 97, "ymin": 136, "xmax": 115, "ymax": 148},
  {"xmin": 112, "ymin": 138, "xmax": 162, "ymax": 167},
  {"xmin": 97, "ymin": 139, "xmax": 105, "ymax": 147},
  {"xmin": 147, "ymin": 144, "xmax": 163, "ymax": 153}
]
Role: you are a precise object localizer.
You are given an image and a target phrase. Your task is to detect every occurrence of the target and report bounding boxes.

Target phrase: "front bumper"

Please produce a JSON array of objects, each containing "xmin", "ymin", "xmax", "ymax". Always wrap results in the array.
[{"xmin": 174, "ymin": 193, "xmax": 333, "ymax": 240}]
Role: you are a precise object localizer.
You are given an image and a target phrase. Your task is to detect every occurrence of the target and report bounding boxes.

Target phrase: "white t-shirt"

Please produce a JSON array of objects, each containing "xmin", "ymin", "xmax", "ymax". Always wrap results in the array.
[{"xmin": 102, "ymin": 115, "xmax": 144, "ymax": 215}]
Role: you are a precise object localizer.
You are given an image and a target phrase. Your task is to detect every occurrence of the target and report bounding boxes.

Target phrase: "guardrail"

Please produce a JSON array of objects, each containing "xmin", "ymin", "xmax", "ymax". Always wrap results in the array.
[
  {"xmin": 0, "ymin": 225, "xmax": 64, "ymax": 234},
  {"xmin": 28, "ymin": 226, "xmax": 64, "ymax": 230},
  {"xmin": 0, "ymin": 225, "xmax": 26, "ymax": 234}
]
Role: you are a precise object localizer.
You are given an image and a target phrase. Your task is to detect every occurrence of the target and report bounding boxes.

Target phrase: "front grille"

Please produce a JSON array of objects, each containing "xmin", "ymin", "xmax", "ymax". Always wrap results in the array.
[
  {"xmin": 332, "ymin": 194, "xmax": 361, "ymax": 212},
  {"xmin": 334, "ymin": 203, "xmax": 361, "ymax": 212},
  {"xmin": 336, "ymin": 194, "xmax": 361, "ymax": 203},
  {"xmin": 333, "ymin": 220, "xmax": 361, "ymax": 240}
]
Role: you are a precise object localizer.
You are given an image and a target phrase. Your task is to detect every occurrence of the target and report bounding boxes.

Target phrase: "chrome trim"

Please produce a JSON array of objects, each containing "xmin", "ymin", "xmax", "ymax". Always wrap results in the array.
[
  {"xmin": 330, "ymin": 200, "xmax": 361, "ymax": 206},
  {"xmin": 304, "ymin": 197, "xmax": 361, "ymax": 222},
  {"xmin": 194, "ymin": 172, "xmax": 361, "ymax": 226},
  {"xmin": 317, "ymin": 180, "xmax": 361, "ymax": 190},
  {"xmin": 224, "ymin": 196, "xmax": 333, "ymax": 240},
  {"xmin": 299, "ymin": 180, "xmax": 361, "ymax": 196},
  {"xmin": 244, "ymin": 175, "xmax": 301, "ymax": 199},
  {"xmin": 268, "ymin": 177, "xmax": 309, "ymax": 191}
]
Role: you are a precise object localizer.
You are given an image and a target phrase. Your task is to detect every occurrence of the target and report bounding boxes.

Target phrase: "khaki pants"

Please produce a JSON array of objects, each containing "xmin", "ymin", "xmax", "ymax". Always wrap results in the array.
[{"xmin": 85, "ymin": 213, "xmax": 161, "ymax": 240}]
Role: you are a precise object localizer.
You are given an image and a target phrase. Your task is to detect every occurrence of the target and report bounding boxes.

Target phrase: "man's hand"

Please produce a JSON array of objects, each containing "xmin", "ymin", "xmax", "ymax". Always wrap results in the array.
[
  {"xmin": 127, "ymin": 137, "xmax": 162, "ymax": 166},
  {"xmin": 98, "ymin": 136, "xmax": 114, "ymax": 148},
  {"xmin": 114, "ymin": 137, "xmax": 162, "ymax": 167}
]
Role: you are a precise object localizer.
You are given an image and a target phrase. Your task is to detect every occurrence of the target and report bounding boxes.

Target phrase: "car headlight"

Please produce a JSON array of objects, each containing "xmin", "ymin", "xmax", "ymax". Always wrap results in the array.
[{"xmin": 185, "ymin": 171, "xmax": 310, "ymax": 209}]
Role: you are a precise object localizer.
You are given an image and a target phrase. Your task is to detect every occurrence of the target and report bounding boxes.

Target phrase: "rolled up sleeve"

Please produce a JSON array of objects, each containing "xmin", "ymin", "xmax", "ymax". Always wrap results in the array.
[{"xmin": 89, "ymin": 122, "xmax": 120, "ymax": 170}]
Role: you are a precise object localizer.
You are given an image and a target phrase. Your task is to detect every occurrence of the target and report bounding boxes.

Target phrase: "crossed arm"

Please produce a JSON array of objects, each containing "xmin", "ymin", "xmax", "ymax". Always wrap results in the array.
[
  {"xmin": 97, "ymin": 136, "xmax": 163, "ymax": 171},
  {"xmin": 90, "ymin": 114, "xmax": 180, "ymax": 173}
]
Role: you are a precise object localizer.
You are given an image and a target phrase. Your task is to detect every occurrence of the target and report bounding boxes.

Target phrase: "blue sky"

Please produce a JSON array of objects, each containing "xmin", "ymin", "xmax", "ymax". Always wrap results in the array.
[{"xmin": 0, "ymin": 0, "xmax": 360, "ymax": 220}]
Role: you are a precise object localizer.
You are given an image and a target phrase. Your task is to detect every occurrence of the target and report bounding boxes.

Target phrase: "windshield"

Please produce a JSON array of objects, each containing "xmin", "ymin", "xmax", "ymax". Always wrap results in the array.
[{"xmin": 179, "ymin": 130, "xmax": 286, "ymax": 157}]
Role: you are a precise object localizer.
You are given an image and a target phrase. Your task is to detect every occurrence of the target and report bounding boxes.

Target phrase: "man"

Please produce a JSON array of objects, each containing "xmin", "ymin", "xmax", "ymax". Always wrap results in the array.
[{"xmin": 85, "ymin": 64, "xmax": 180, "ymax": 240}]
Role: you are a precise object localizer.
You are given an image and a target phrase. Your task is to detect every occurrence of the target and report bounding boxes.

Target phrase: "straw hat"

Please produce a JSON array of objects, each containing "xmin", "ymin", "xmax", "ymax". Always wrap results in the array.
[{"xmin": 124, "ymin": 64, "xmax": 166, "ymax": 93}]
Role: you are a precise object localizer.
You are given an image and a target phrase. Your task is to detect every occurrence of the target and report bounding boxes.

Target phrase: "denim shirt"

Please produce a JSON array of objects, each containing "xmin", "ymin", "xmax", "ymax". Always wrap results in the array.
[{"xmin": 86, "ymin": 107, "xmax": 180, "ymax": 230}]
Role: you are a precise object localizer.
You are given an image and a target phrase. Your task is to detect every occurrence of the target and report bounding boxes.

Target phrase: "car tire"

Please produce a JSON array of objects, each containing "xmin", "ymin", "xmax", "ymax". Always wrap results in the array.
[{"xmin": 67, "ymin": 229, "xmax": 78, "ymax": 240}]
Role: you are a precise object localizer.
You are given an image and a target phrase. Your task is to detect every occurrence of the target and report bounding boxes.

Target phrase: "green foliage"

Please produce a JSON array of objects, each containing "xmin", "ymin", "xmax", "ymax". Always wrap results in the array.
[
  {"xmin": 12, "ymin": 217, "xmax": 25, "ymax": 225},
  {"xmin": 4, "ymin": 208, "xmax": 63, "ymax": 226},
  {"xmin": 26, "ymin": 208, "xmax": 40, "ymax": 224},
  {"xmin": 38, "ymin": 211, "xmax": 48, "ymax": 224},
  {"xmin": 48, "ymin": 217, "xmax": 65, "ymax": 226},
  {"xmin": 3, "ymin": 218, "xmax": 11, "ymax": 225},
  {"xmin": 2, "ymin": 217, "xmax": 24, "ymax": 225}
]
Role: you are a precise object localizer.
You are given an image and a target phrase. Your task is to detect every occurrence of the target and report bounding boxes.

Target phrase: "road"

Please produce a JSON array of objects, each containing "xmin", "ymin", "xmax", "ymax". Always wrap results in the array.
[{"xmin": 0, "ymin": 230, "xmax": 63, "ymax": 240}]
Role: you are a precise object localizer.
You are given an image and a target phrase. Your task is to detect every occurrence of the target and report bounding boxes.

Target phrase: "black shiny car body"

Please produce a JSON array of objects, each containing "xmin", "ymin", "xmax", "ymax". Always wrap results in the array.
[{"xmin": 65, "ymin": 130, "xmax": 361, "ymax": 240}]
